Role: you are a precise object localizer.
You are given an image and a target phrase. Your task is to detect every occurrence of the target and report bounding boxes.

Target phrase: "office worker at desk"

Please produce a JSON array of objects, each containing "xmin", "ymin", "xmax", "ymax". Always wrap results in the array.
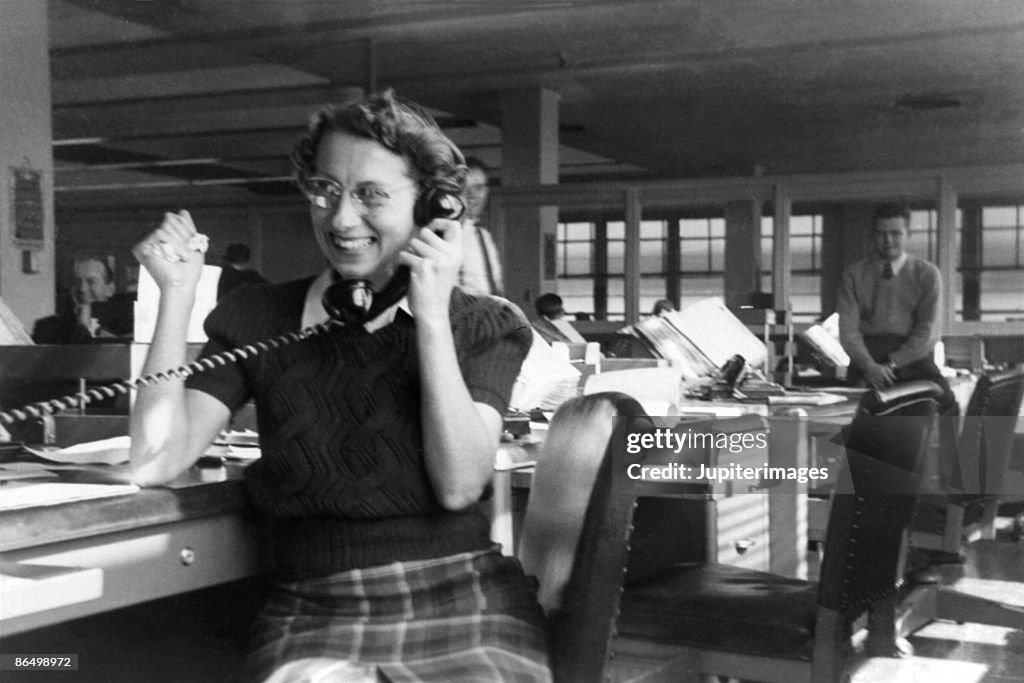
[
  {"xmin": 32, "ymin": 257, "xmax": 133, "ymax": 344},
  {"xmin": 836, "ymin": 203, "xmax": 956, "ymax": 414},
  {"xmin": 128, "ymin": 91, "xmax": 549, "ymax": 682}
]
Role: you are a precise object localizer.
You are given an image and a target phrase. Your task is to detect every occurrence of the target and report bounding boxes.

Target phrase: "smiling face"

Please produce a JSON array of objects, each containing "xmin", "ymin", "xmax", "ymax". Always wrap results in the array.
[
  {"xmin": 72, "ymin": 259, "xmax": 115, "ymax": 305},
  {"xmin": 310, "ymin": 131, "xmax": 420, "ymax": 289},
  {"xmin": 873, "ymin": 216, "xmax": 909, "ymax": 261}
]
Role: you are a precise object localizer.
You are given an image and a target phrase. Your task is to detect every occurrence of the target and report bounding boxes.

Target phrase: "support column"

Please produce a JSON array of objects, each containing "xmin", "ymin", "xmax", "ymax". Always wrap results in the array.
[
  {"xmin": 960, "ymin": 205, "xmax": 981, "ymax": 321},
  {"xmin": 500, "ymin": 88, "xmax": 559, "ymax": 315},
  {"xmin": 0, "ymin": 0, "xmax": 55, "ymax": 329},
  {"xmin": 771, "ymin": 184, "xmax": 792, "ymax": 313},
  {"xmin": 937, "ymin": 179, "xmax": 959, "ymax": 327},
  {"xmin": 820, "ymin": 206, "xmax": 845, "ymax": 316},
  {"xmin": 724, "ymin": 200, "xmax": 762, "ymax": 309}
]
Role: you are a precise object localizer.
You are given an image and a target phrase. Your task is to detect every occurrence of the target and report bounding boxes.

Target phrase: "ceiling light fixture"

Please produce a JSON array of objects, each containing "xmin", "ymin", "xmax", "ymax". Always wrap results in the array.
[
  {"xmin": 53, "ymin": 137, "xmax": 107, "ymax": 147},
  {"xmin": 893, "ymin": 94, "xmax": 964, "ymax": 111}
]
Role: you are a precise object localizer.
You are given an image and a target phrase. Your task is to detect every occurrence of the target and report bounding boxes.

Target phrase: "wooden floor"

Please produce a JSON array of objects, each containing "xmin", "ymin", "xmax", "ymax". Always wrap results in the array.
[
  {"xmin": 2, "ymin": 523, "xmax": 1023, "ymax": 682},
  {"xmin": 850, "ymin": 517, "xmax": 1024, "ymax": 683}
]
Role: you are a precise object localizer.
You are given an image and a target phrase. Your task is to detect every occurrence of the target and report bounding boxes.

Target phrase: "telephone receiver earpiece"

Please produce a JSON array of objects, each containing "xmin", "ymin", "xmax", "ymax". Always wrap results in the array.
[
  {"xmin": 322, "ymin": 189, "xmax": 466, "ymax": 325},
  {"xmin": 412, "ymin": 188, "xmax": 465, "ymax": 228}
]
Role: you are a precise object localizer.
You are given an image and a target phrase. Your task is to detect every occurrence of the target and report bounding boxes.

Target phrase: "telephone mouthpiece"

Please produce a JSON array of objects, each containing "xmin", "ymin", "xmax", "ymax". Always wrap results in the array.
[{"xmin": 323, "ymin": 278, "xmax": 373, "ymax": 324}]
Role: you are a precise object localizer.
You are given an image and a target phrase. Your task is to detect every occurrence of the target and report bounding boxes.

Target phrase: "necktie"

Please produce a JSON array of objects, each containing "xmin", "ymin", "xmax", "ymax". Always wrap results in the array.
[{"xmin": 882, "ymin": 262, "xmax": 893, "ymax": 280}]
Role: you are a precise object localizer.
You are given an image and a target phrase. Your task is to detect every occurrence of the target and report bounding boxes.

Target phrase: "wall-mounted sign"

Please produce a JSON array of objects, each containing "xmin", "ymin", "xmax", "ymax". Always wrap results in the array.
[{"xmin": 11, "ymin": 165, "xmax": 44, "ymax": 246}]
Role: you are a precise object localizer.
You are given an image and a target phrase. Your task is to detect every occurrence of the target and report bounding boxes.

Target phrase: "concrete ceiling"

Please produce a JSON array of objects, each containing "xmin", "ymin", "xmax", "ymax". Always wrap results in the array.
[{"xmin": 48, "ymin": 0, "xmax": 1024, "ymax": 208}]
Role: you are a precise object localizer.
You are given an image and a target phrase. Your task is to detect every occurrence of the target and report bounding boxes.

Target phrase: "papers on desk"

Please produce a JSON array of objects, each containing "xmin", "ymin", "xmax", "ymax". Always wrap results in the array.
[
  {"xmin": 203, "ymin": 444, "xmax": 261, "ymax": 461},
  {"xmin": 0, "ymin": 480, "xmax": 139, "ymax": 511},
  {"xmin": 767, "ymin": 392, "xmax": 849, "ymax": 407},
  {"xmin": 799, "ymin": 313, "xmax": 850, "ymax": 370},
  {"xmin": 0, "ymin": 462, "xmax": 59, "ymax": 482},
  {"xmin": 510, "ymin": 330, "xmax": 581, "ymax": 412},
  {"xmin": 23, "ymin": 436, "xmax": 130, "ymax": 465},
  {"xmin": 208, "ymin": 429, "xmax": 262, "ymax": 461}
]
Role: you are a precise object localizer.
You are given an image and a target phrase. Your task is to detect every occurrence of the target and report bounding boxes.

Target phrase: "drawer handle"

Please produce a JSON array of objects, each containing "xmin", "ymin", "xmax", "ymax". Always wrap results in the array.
[
  {"xmin": 179, "ymin": 547, "xmax": 196, "ymax": 566},
  {"xmin": 734, "ymin": 539, "xmax": 755, "ymax": 555}
]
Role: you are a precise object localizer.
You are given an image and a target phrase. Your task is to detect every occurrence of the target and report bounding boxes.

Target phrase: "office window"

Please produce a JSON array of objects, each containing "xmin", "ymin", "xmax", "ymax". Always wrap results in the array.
[
  {"xmin": 761, "ymin": 214, "xmax": 823, "ymax": 322},
  {"xmin": 679, "ymin": 217, "xmax": 725, "ymax": 273},
  {"xmin": 555, "ymin": 221, "xmax": 596, "ymax": 315},
  {"xmin": 981, "ymin": 206, "xmax": 1023, "ymax": 268},
  {"xmin": 973, "ymin": 204, "xmax": 1024, "ymax": 320},
  {"xmin": 908, "ymin": 209, "xmax": 938, "ymax": 262},
  {"xmin": 606, "ymin": 219, "xmax": 671, "ymax": 316},
  {"xmin": 557, "ymin": 221, "xmax": 594, "ymax": 275}
]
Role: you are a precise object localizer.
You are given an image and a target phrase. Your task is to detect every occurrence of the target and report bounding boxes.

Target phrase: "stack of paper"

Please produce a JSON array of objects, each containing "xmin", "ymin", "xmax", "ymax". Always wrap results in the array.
[
  {"xmin": 135, "ymin": 265, "xmax": 222, "ymax": 343},
  {"xmin": 510, "ymin": 330, "xmax": 581, "ymax": 412}
]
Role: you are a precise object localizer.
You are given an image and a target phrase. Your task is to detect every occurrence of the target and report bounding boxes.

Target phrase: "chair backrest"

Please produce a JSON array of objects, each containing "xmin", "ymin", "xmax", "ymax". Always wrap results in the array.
[
  {"xmin": 517, "ymin": 391, "xmax": 651, "ymax": 683},
  {"xmin": 956, "ymin": 367, "xmax": 1024, "ymax": 499},
  {"xmin": 817, "ymin": 381, "xmax": 942, "ymax": 613}
]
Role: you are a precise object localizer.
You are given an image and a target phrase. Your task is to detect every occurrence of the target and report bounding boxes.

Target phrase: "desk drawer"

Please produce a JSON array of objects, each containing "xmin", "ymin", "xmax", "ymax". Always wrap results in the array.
[
  {"xmin": 711, "ymin": 428, "xmax": 770, "ymax": 571},
  {"xmin": 0, "ymin": 513, "xmax": 267, "ymax": 636}
]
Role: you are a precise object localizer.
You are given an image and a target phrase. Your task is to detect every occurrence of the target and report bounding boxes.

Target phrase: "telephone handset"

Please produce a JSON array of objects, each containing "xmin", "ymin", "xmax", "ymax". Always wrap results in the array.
[
  {"xmin": 0, "ymin": 190, "xmax": 467, "ymax": 427},
  {"xmin": 320, "ymin": 188, "xmax": 465, "ymax": 325}
]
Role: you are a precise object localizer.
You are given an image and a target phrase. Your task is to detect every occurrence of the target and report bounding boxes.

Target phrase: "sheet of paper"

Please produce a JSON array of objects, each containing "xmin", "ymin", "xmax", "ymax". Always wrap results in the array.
[
  {"xmin": 0, "ymin": 481, "xmax": 139, "ymax": 511},
  {"xmin": 767, "ymin": 392, "xmax": 849, "ymax": 406},
  {"xmin": 664, "ymin": 299, "xmax": 768, "ymax": 370},
  {"xmin": 23, "ymin": 435, "xmax": 130, "ymax": 465},
  {"xmin": 0, "ymin": 463, "xmax": 59, "ymax": 482},
  {"xmin": 203, "ymin": 444, "xmax": 261, "ymax": 461},
  {"xmin": 135, "ymin": 264, "xmax": 221, "ymax": 343}
]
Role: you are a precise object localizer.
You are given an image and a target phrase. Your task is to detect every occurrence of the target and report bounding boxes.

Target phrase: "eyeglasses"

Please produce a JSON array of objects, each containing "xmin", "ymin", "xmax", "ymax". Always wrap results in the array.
[{"xmin": 299, "ymin": 176, "xmax": 417, "ymax": 214}]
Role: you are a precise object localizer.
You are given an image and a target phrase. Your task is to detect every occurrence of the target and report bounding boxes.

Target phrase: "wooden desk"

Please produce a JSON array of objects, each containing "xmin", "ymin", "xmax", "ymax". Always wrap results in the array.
[
  {"xmin": 493, "ymin": 406, "xmax": 844, "ymax": 580},
  {"xmin": 674, "ymin": 393, "xmax": 864, "ymax": 579},
  {"xmin": 0, "ymin": 463, "xmax": 267, "ymax": 637}
]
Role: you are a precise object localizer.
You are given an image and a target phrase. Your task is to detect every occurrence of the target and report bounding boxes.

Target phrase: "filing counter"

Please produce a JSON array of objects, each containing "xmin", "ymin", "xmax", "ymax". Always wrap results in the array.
[{"xmin": 0, "ymin": 462, "xmax": 268, "ymax": 637}]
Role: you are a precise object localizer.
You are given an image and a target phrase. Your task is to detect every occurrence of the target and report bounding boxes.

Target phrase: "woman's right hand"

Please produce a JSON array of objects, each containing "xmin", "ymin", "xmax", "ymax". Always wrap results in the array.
[{"xmin": 132, "ymin": 210, "xmax": 207, "ymax": 294}]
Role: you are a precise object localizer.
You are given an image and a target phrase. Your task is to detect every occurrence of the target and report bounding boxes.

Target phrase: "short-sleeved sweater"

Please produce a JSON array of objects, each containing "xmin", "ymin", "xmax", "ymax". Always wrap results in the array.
[{"xmin": 185, "ymin": 278, "xmax": 532, "ymax": 579}]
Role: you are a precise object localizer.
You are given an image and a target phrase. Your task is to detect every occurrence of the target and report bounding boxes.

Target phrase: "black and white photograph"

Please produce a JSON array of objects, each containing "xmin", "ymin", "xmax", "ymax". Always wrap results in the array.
[{"xmin": 1, "ymin": 2, "xmax": 1024, "ymax": 681}]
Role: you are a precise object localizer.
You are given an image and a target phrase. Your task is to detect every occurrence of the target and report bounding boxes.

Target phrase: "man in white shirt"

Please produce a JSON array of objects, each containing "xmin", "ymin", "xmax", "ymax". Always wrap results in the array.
[{"xmin": 458, "ymin": 157, "xmax": 504, "ymax": 296}]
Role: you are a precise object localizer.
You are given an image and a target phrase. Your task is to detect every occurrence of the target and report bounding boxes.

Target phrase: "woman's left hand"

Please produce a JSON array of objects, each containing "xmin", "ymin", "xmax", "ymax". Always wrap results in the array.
[{"xmin": 397, "ymin": 218, "xmax": 463, "ymax": 320}]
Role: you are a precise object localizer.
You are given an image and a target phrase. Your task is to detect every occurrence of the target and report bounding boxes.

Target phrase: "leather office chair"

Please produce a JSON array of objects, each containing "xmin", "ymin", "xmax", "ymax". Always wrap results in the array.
[
  {"xmin": 518, "ymin": 384, "xmax": 941, "ymax": 682},
  {"xmin": 517, "ymin": 391, "xmax": 655, "ymax": 682},
  {"xmin": 911, "ymin": 367, "xmax": 1024, "ymax": 557},
  {"xmin": 609, "ymin": 382, "xmax": 942, "ymax": 683},
  {"xmin": 899, "ymin": 367, "xmax": 1024, "ymax": 637}
]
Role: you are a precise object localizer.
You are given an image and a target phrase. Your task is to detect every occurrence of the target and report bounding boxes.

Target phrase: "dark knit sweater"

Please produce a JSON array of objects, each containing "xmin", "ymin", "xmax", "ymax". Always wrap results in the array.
[{"xmin": 186, "ymin": 278, "xmax": 532, "ymax": 579}]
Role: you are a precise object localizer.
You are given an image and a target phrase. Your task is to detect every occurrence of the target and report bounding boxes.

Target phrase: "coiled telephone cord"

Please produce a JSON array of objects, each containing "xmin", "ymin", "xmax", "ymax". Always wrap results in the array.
[{"xmin": 0, "ymin": 321, "xmax": 335, "ymax": 426}]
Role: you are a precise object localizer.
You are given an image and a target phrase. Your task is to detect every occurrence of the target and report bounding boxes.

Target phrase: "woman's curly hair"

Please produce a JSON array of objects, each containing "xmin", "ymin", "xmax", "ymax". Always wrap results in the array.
[{"xmin": 291, "ymin": 89, "xmax": 467, "ymax": 197}]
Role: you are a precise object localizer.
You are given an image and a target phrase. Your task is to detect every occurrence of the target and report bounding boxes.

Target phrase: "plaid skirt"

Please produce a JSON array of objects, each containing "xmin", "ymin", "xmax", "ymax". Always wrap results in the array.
[{"xmin": 242, "ymin": 547, "xmax": 552, "ymax": 682}]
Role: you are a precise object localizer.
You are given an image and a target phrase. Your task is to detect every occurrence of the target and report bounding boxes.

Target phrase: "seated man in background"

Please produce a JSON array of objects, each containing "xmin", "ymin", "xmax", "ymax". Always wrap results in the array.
[
  {"xmin": 651, "ymin": 298, "xmax": 676, "ymax": 317},
  {"xmin": 836, "ymin": 202, "xmax": 955, "ymax": 414},
  {"xmin": 32, "ymin": 257, "xmax": 134, "ymax": 344},
  {"xmin": 533, "ymin": 292, "xmax": 588, "ymax": 345}
]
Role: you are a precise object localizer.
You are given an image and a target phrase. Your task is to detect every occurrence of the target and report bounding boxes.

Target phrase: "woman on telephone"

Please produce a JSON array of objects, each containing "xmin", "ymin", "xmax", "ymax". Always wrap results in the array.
[{"xmin": 129, "ymin": 90, "xmax": 550, "ymax": 682}]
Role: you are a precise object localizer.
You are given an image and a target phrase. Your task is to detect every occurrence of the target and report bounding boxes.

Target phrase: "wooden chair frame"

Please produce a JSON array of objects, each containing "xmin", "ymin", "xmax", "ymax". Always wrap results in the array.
[{"xmin": 518, "ymin": 384, "xmax": 942, "ymax": 682}]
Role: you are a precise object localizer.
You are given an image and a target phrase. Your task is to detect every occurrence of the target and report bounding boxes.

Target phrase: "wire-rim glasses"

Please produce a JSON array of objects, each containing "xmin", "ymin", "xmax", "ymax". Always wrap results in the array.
[{"xmin": 299, "ymin": 175, "xmax": 418, "ymax": 214}]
